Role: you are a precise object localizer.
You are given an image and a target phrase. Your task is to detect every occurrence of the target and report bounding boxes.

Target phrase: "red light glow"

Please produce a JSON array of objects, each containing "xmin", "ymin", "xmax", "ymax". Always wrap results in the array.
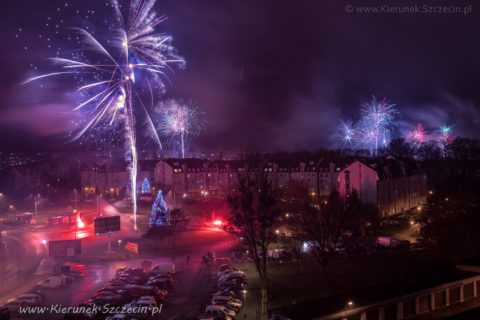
[{"xmin": 77, "ymin": 216, "xmax": 85, "ymax": 229}]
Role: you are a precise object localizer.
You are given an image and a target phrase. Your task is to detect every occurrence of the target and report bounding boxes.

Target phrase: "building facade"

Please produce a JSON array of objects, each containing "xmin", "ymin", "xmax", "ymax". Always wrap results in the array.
[
  {"xmin": 338, "ymin": 160, "xmax": 428, "ymax": 218},
  {"xmin": 154, "ymin": 158, "xmax": 342, "ymax": 199}
]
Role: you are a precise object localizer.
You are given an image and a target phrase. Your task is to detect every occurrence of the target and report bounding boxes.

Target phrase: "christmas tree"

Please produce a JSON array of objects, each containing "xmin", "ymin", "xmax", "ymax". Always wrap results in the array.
[
  {"xmin": 149, "ymin": 190, "xmax": 171, "ymax": 227},
  {"xmin": 141, "ymin": 177, "xmax": 151, "ymax": 194}
]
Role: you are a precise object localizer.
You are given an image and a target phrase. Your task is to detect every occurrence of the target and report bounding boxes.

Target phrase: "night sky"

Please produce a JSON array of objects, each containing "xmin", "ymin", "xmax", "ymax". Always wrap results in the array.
[{"xmin": 1, "ymin": 0, "xmax": 479, "ymax": 152}]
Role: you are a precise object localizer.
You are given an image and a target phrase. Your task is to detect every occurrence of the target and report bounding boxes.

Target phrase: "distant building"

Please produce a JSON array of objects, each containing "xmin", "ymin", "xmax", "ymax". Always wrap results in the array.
[
  {"xmin": 338, "ymin": 159, "xmax": 428, "ymax": 218},
  {"xmin": 80, "ymin": 160, "xmax": 156, "ymax": 198},
  {"xmin": 154, "ymin": 157, "xmax": 342, "ymax": 200}
]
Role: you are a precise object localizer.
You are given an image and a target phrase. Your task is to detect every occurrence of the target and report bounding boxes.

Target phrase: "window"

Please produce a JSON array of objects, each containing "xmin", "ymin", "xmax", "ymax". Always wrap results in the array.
[
  {"xmin": 366, "ymin": 309, "xmax": 380, "ymax": 320},
  {"xmin": 449, "ymin": 287, "xmax": 461, "ymax": 304},
  {"xmin": 418, "ymin": 295, "xmax": 431, "ymax": 313},
  {"xmin": 384, "ymin": 304, "xmax": 397, "ymax": 320},
  {"xmin": 464, "ymin": 283, "xmax": 474, "ymax": 300},
  {"xmin": 403, "ymin": 298, "xmax": 416, "ymax": 317},
  {"xmin": 434, "ymin": 290, "xmax": 446, "ymax": 308}
]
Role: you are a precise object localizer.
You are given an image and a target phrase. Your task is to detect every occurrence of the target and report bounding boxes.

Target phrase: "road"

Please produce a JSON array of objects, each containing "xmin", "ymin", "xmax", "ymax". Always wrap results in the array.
[
  {"xmin": 1, "ymin": 217, "xmax": 239, "ymax": 320},
  {"xmin": 393, "ymin": 222, "xmax": 420, "ymax": 243},
  {"xmin": 0, "ymin": 228, "xmax": 46, "ymax": 299}
]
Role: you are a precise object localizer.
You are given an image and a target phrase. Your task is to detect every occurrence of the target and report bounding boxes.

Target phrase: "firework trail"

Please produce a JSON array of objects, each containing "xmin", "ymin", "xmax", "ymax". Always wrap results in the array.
[
  {"xmin": 436, "ymin": 125, "xmax": 455, "ymax": 157},
  {"xmin": 158, "ymin": 99, "xmax": 205, "ymax": 158},
  {"xmin": 405, "ymin": 123, "xmax": 428, "ymax": 148},
  {"xmin": 357, "ymin": 96, "xmax": 398, "ymax": 156},
  {"xmin": 23, "ymin": 0, "xmax": 185, "ymax": 230}
]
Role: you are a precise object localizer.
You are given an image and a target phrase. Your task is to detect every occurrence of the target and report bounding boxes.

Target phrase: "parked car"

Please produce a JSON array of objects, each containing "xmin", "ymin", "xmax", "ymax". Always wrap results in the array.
[
  {"xmin": 218, "ymin": 268, "xmax": 240, "ymax": 278},
  {"xmin": 124, "ymin": 285, "xmax": 167, "ymax": 303},
  {"xmin": 211, "ymin": 299, "xmax": 241, "ymax": 313},
  {"xmin": 1, "ymin": 300, "xmax": 27, "ymax": 313},
  {"xmin": 219, "ymin": 282, "xmax": 247, "ymax": 292},
  {"xmin": 213, "ymin": 290, "xmax": 239, "ymax": 300},
  {"xmin": 204, "ymin": 305, "xmax": 235, "ymax": 320},
  {"xmin": 217, "ymin": 264, "xmax": 231, "ymax": 275},
  {"xmin": 26, "ymin": 289, "xmax": 47, "ymax": 301},
  {"xmin": 133, "ymin": 297, "xmax": 158, "ymax": 316},
  {"xmin": 231, "ymin": 251, "xmax": 247, "ymax": 262},
  {"xmin": 213, "ymin": 294, "xmax": 242, "ymax": 305},
  {"xmin": 219, "ymin": 271, "xmax": 246, "ymax": 281},
  {"xmin": 0, "ymin": 307, "xmax": 9, "ymax": 320},
  {"xmin": 15, "ymin": 293, "xmax": 43, "ymax": 305},
  {"xmin": 35, "ymin": 275, "xmax": 66, "ymax": 289}
]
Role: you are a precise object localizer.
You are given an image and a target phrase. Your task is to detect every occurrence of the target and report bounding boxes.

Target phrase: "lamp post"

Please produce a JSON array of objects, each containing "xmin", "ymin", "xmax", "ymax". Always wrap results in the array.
[
  {"xmin": 344, "ymin": 300, "xmax": 353, "ymax": 320},
  {"xmin": 96, "ymin": 194, "xmax": 100, "ymax": 214},
  {"xmin": 34, "ymin": 194, "xmax": 39, "ymax": 215},
  {"xmin": 73, "ymin": 189, "xmax": 78, "ymax": 210}
]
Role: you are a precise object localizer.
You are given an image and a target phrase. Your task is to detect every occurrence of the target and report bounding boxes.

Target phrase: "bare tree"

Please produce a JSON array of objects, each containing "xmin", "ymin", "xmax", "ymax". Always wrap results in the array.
[
  {"xmin": 281, "ymin": 180, "xmax": 311, "ymax": 274},
  {"xmin": 169, "ymin": 208, "xmax": 190, "ymax": 248},
  {"xmin": 228, "ymin": 158, "xmax": 281, "ymax": 320},
  {"xmin": 298, "ymin": 191, "xmax": 345, "ymax": 274}
]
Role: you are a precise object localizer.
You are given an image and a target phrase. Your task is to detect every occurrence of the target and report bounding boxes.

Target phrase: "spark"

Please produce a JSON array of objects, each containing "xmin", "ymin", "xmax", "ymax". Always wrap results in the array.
[
  {"xmin": 23, "ymin": 0, "xmax": 185, "ymax": 230},
  {"xmin": 339, "ymin": 96, "xmax": 397, "ymax": 155},
  {"xmin": 406, "ymin": 123, "xmax": 428, "ymax": 147},
  {"xmin": 436, "ymin": 125, "xmax": 455, "ymax": 157},
  {"xmin": 357, "ymin": 96, "xmax": 398, "ymax": 156},
  {"xmin": 158, "ymin": 99, "xmax": 205, "ymax": 158},
  {"xmin": 339, "ymin": 120, "xmax": 355, "ymax": 144}
]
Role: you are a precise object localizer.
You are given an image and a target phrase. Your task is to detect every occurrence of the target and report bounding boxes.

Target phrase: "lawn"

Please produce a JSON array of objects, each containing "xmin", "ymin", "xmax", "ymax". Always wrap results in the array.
[{"xmin": 237, "ymin": 250, "xmax": 441, "ymax": 310}]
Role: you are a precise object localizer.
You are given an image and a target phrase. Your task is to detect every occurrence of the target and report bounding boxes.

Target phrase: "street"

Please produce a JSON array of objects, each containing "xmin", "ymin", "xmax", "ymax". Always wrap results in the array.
[{"xmin": 0, "ymin": 212, "xmax": 240, "ymax": 320}]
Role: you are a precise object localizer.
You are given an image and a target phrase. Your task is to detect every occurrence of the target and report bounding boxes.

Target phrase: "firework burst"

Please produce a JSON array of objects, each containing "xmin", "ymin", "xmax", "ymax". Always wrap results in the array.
[
  {"xmin": 158, "ymin": 99, "xmax": 205, "ymax": 158},
  {"xmin": 356, "ymin": 96, "xmax": 398, "ymax": 156},
  {"xmin": 405, "ymin": 123, "xmax": 428, "ymax": 148},
  {"xmin": 23, "ymin": 0, "xmax": 185, "ymax": 229},
  {"xmin": 338, "ymin": 120, "xmax": 355, "ymax": 145},
  {"xmin": 436, "ymin": 125, "xmax": 455, "ymax": 157}
]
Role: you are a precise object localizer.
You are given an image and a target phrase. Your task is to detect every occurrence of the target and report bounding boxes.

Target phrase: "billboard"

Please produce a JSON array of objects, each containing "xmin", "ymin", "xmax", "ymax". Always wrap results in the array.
[
  {"xmin": 94, "ymin": 215, "xmax": 121, "ymax": 235},
  {"xmin": 49, "ymin": 240, "xmax": 81, "ymax": 257},
  {"xmin": 125, "ymin": 242, "xmax": 139, "ymax": 254}
]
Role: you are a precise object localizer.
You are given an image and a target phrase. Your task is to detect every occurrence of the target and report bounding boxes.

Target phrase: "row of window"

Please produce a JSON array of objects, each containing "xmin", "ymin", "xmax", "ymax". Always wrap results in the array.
[{"xmin": 344, "ymin": 281, "xmax": 478, "ymax": 320}]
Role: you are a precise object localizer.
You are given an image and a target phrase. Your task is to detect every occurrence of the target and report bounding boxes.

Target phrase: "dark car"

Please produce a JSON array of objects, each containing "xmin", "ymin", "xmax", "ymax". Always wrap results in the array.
[
  {"xmin": 0, "ymin": 307, "xmax": 9, "ymax": 320},
  {"xmin": 220, "ymin": 282, "xmax": 247, "ymax": 292},
  {"xmin": 146, "ymin": 277, "xmax": 173, "ymax": 290},
  {"xmin": 398, "ymin": 240, "xmax": 411, "ymax": 249}
]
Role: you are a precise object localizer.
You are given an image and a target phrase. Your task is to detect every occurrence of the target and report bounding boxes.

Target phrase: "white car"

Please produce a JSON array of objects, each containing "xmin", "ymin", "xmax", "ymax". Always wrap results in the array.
[{"xmin": 15, "ymin": 293, "xmax": 42, "ymax": 305}]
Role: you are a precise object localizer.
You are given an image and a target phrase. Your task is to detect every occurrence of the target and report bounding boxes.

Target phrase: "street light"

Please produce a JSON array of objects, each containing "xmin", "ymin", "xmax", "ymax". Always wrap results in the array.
[
  {"xmin": 73, "ymin": 189, "xmax": 78, "ymax": 210},
  {"xmin": 344, "ymin": 300, "xmax": 354, "ymax": 319},
  {"xmin": 242, "ymin": 290, "xmax": 247, "ymax": 319},
  {"xmin": 34, "ymin": 194, "xmax": 40, "ymax": 215}
]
